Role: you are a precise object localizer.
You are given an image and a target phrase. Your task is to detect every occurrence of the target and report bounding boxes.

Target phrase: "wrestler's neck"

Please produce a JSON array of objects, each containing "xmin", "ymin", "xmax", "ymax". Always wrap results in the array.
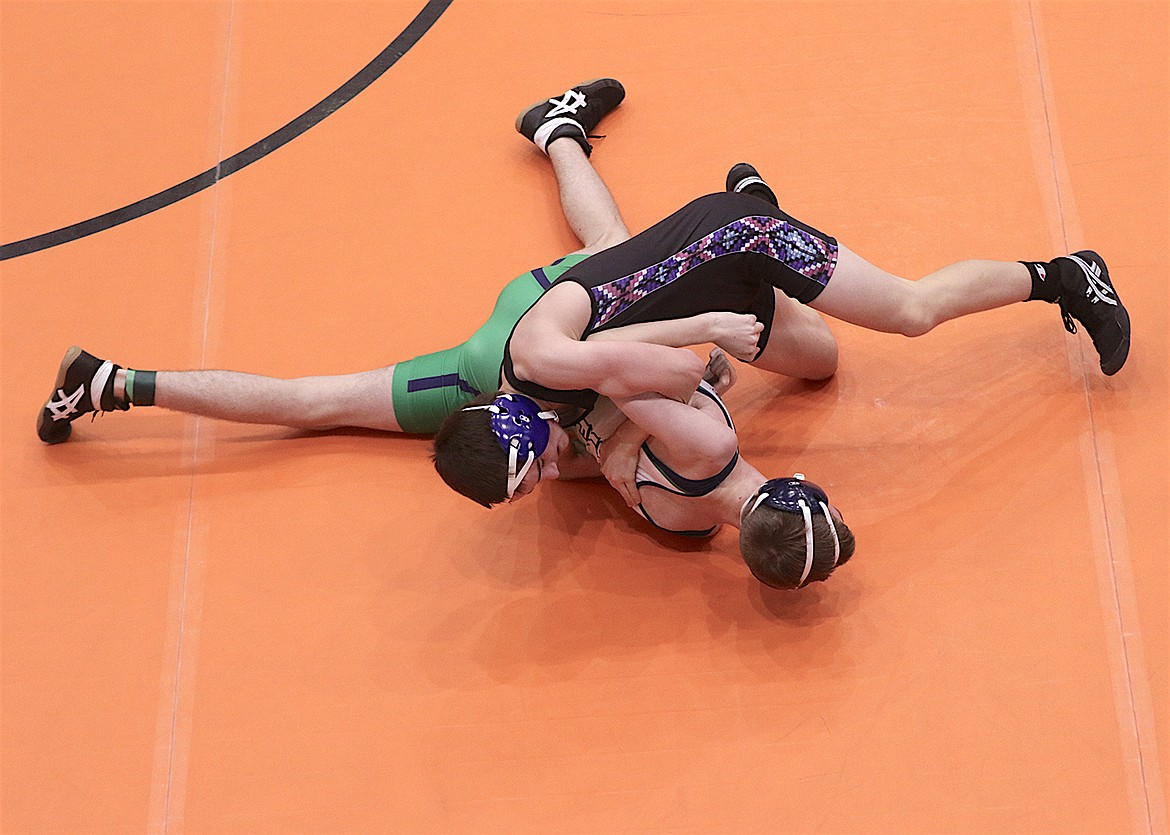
[{"xmin": 708, "ymin": 459, "xmax": 769, "ymax": 530}]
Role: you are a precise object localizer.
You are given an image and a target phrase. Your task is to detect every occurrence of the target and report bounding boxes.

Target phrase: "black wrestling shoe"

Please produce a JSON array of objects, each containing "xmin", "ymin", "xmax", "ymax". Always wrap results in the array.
[
  {"xmin": 36, "ymin": 347, "xmax": 128, "ymax": 444},
  {"xmin": 1054, "ymin": 251, "xmax": 1130, "ymax": 375},
  {"xmin": 726, "ymin": 162, "xmax": 778, "ymax": 207},
  {"xmin": 515, "ymin": 78, "xmax": 625, "ymax": 157}
]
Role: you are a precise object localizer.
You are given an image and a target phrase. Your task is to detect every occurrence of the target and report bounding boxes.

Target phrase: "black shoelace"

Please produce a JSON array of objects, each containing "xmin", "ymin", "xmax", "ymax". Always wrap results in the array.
[{"xmin": 1057, "ymin": 296, "xmax": 1077, "ymax": 334}]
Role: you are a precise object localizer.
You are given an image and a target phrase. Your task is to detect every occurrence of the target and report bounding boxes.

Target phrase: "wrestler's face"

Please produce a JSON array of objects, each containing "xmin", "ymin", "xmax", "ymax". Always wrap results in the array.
[{"xmin": 509, "ymin": 421, "xmax": 569, "ymax": 502}]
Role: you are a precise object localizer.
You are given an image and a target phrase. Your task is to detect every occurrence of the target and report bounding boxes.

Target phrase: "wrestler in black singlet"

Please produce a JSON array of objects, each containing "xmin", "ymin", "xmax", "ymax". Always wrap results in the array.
[{"xmin": 502, "ymin": 192, "xmax": 838, "ymax": 415}]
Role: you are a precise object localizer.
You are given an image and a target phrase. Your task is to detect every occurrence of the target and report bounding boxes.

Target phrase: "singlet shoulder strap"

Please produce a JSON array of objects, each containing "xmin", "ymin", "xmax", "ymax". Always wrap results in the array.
[
  {"xmin": 640, "ymin": 447, "xmax": 739, "ymax": 497},
  {"xmin": 693, "ymin": 380, "xmax": 734, "ymax": 429},
  {"xmin": 637, "ymin": 380, "xmax": 739, "ymax": 496},
  {"xmin": 635, "ymin": 498, "xmax": 718, "ymax": 538}
]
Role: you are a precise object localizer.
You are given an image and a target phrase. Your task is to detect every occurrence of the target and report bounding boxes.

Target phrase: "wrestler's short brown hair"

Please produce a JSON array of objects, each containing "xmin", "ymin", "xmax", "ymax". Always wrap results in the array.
[
  {"xmin": 431, "ymin": 391, "xmax": 510, "ymax": 508},
  {"xmin": 739, "ymin": 505, "xmax": 856, "ymax": 589}
]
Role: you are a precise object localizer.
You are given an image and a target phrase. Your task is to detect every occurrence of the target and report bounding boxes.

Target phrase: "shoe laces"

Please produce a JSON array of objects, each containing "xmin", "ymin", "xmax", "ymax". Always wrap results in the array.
[
  {"xmin": 1058, "ymin": 297, "xmax": 1077, "ymax": 334},
  {"xmin": 88, "ymin": 399, "xmax": 131, "ymax": 421}
]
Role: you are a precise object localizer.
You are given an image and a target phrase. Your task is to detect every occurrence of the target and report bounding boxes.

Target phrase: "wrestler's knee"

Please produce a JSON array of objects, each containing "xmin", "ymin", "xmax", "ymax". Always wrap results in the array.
[
  {"xmin": 800, "ymin": 326, "xmax": 839, "ymax": 380},
  {"xmin": 758, "ymin": 297, "xmax": 839, "ymax": 381},
  {"xmin": 873, "ymin": 281, "xmax": 938, "ymax": 337},
  {"xmin": 891, "ymin": 297, "xmax": 938, "ymax": 337},
  {"xmin": 752, "ymin": 321, "xmax": 838, "ymax": 381}
]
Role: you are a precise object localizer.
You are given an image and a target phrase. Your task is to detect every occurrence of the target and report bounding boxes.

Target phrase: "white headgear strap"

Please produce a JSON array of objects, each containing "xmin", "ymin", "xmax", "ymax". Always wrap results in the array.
[
  {"xmin": 745, "ymin": 480, "xmax": 842, "ymax": 587},
  {"xmin": 506, "ymin": 443, "xmax": 536, "ymax": 498},
  {"xmin": 819, "ymin": 500, "xmax": 841, "ymax": 568},
  {"xmin": 798, "ymin": 499, "xmax": 815, "ymax": 586},
  {"xmin": 463, "ymin": 400, "xmax": 557, "ymax": 499}
]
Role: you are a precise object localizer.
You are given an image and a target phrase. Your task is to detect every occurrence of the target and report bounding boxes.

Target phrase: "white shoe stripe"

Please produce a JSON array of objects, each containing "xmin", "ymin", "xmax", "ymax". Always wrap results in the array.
[
  {"xmin": 48, "ymin": 386, "xmax": 85, "ymax": 420},
  {"xmin": 90, "ymin": 360, "xmax": 114, "ymax": 411},
  {"xmin": 544, "ymin": 89, "xmax": 586, "ymax": 119},
  {"xmin": 1068, "ymin": 255, "xmax": 1118, "ymax": 306}
]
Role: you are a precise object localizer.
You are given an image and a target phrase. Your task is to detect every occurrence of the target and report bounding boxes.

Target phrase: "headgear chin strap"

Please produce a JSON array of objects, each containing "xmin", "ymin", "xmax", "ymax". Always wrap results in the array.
[
  {"xmin": 463, "ymin": 394, "xmax": 559, "ymax": 499},
  {"xmin": 744, "ymin": 473, "xmax": 840, "ymax": 587}
]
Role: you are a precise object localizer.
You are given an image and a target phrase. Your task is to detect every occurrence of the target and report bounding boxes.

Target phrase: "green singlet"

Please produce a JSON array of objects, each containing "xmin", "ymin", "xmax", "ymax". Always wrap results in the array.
[{"xmin": 390, "ymin": 253, "xmax": 590, "ymax": 433}]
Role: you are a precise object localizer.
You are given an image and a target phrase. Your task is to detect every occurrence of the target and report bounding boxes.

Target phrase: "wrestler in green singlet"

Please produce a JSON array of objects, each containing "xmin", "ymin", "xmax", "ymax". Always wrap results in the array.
[{"xmin": 389, "ymin": 254, "xmax": 590, "ymax": 433}]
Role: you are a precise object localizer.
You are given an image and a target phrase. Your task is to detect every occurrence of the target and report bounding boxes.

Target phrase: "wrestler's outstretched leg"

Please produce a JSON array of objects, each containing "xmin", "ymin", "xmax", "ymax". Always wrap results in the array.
[
  {"xmin": 36, "ymin": 347, "xmax": 399, "ymax": 444},
  {"xmin": 37, "ymin": 80, "xmax": 635, "ymax": 443},
  {"xmin": 811, "ymin": 244, "xmax": 1129, "ymax": 374},
  {"xmin": 731, "ymin": 163, "xmax": 1129, "ymax": 376},
  {"xmin": 814, "ymin": 247, "xmax": 1031, "ymax": 336}
]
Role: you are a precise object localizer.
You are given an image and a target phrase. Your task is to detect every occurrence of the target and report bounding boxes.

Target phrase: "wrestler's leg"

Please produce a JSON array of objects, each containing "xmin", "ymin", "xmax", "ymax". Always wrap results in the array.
[
  {"xmin": 809, "ymin": 245, "xmax": 1031, "ymax": 336},
  {"xmin": 723, "ymin": 163, "xmax": 1030, "ymax": 337},
  {"xmin": 118, "ymin": 366, "xmax": 401, "ymax": 431},
  {"xmin": 753, "ymin": 291, "xmax": 839, "ymax": 381},
  {"xmin": 151, "ymin": 108, "xmax": 635, "ymax": 434},
  {"xmin": 128, "ymin": 103, "xmax": 629, "ymax": 434},
  {"xmin": 382, "ymin": 101, "xmax": 630, "ymax": 432},
  {"xmin": 35, "ymin": 344, "xmax": 404, "ymax": 443},
  {"xmin": 547, "ymin": 137, "xmax": 630, "ymax": 253}
]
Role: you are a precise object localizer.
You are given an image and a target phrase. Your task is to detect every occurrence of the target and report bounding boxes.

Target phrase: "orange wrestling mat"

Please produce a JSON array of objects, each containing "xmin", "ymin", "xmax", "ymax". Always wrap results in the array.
[{"xmin": 2, "ymin": 1, "xmax": 1166, "ymax": 831}]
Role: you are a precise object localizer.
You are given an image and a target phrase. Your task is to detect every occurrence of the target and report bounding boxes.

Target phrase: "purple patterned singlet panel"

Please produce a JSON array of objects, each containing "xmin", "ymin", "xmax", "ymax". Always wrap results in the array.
[{"xmin": 590, "ymin": 216, "xmax": 838, "ymax": 328}]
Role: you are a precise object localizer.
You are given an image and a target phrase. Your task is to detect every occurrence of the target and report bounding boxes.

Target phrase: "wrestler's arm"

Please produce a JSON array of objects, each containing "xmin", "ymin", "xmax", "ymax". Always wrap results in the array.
[
  {"xmin": 597, "ymin": 416, "xmax": 650, "ymax": 507},
  {"xmin": 517, "ymin": 338, "xmax": 706, "ymax": 402},
  {"xmin": 610, "ymin": 391, "xmax": 738, "ymax": 474},
  {"xmin": 511, "ymin": 284, "xmax": 706, "ymax": 401},
  {"xmin": 583, "ymin": 349, "xmax": 736, "ymax": 506},
  {"xmin": 587, "ymin": 312, "xmax": 763, "ymax": 361}
]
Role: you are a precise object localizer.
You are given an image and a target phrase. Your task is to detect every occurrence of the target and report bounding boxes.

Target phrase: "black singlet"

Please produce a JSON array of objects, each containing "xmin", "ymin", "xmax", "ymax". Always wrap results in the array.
[{"xmin": 502, "ymin": 191, "xmax": 838, "ymax": 413}]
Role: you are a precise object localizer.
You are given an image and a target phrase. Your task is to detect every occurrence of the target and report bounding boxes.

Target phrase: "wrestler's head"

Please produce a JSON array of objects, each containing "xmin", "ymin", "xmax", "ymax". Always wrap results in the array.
[
  {"xmin": 738, "ymin": 475, "xmax": 855, "ymax": 589},
  {"xmin": 432, "ymin": 391, "xmax": 568, "ymax": 507}
]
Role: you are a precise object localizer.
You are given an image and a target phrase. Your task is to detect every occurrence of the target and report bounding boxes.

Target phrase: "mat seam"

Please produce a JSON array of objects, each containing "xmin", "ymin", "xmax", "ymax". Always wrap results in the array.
[
  {"xmin": 1024, "ymin": 2, "xmax": 1160, "ymax": 832},
  {"xmin": 157, "ymin": 2, "xmax": 237, "ymax": 831}
]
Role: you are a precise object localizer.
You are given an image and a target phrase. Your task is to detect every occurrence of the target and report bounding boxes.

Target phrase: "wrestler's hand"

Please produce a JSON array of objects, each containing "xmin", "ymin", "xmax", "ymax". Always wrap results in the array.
[
  {"xmin": 599, "ymin": 419, "xmax": 648, "ymax": 508},
  {"xmin": 707, "ymin": 312, "xmax": 763, "ymax": 362},
  {"xmin": 703, "ymin": 347, "xmax": 738, "ymax": 396}
]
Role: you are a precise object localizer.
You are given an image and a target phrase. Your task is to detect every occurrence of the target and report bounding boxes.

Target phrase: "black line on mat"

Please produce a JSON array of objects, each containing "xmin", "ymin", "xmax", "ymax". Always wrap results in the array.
[{"xmin": 1, "ymin": 0, "xmax": 453, "ymax": 261}]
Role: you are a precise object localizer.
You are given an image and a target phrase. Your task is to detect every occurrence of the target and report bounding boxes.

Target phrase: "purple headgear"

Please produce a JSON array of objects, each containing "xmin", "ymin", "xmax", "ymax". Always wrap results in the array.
[
  {"xmin": 462, "ymin": 394, "xmax": 558, "ymax": 498},
  {"xmin": 743, "ymin": 473, "xmax": 840, "ymax": 587}
]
